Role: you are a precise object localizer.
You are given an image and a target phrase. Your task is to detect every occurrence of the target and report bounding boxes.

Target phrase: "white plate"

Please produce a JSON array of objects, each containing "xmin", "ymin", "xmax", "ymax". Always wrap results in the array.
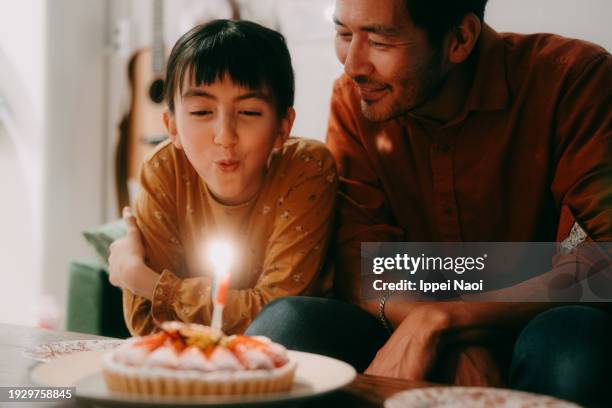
[
  {"xmin": 31, "ymin": 349, "xmax": 356, "ymax": 407},
  {"xmin": 23, "ymin": 339, "xmax": 124, "ymax": 362},
  {"xmin": 385, "ymin": 387, "xmax": 581, "ymax": 408}
]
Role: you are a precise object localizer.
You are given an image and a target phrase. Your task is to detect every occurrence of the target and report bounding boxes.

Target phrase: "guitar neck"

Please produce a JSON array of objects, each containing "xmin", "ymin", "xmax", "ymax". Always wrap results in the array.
[{"xmin": 152, "ymin": 0, "xmax": 164, "ymax": 76}]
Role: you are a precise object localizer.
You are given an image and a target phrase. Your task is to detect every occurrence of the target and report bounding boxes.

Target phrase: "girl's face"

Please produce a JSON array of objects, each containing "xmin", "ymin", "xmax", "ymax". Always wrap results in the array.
[{"xmin": 164, "ymin": 75, "xmax": 295, "ymax": 205}]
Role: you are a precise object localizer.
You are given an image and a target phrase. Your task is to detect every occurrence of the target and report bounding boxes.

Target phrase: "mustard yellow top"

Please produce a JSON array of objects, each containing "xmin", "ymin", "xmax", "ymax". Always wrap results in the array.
[{"xmin": 123, "ymin": 137, "xmax": 338, "ymax": 335}]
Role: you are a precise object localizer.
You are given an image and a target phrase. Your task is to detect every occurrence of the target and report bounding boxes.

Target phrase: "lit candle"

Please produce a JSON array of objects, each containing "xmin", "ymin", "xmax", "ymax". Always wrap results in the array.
[{"xmin": 206, "ymin": 240, "xmax": 234, "ymax": 332}]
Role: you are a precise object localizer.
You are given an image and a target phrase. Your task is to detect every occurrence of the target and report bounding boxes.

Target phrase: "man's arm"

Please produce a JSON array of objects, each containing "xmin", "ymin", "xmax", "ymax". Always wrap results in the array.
[
  {"xmin": 550, "ymin": 52, "xmax": 611, "ymax": 244},
  {"xmin": 365, "ymin": 300, "xmax": 553, "ymax": 337}
]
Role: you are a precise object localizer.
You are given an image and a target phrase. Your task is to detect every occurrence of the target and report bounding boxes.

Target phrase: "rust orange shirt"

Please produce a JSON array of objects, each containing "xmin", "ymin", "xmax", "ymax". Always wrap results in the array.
[
  {"xmin": 327, "ymin": 25, "xmax": 611, "ymax": 303},
  {"xmin": 123, "ymin": 138, "xmax": 338, "ymax": 336}
]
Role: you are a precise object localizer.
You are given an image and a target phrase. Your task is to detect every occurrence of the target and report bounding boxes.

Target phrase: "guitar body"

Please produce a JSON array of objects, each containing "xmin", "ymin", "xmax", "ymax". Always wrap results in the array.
[
  {"xmin": 127, "ymin": 47, "xmax": 167, "ymax": 182},
  {"xmin": 116, "ymin": 47, "xmax": 167, "ymax": 211}
]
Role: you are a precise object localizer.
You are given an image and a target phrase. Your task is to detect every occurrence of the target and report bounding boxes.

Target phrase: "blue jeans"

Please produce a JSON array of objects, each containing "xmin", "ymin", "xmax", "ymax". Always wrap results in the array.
[{"xmin": 246, "ymin": 298, "xmax": 612, "ymax": 408}]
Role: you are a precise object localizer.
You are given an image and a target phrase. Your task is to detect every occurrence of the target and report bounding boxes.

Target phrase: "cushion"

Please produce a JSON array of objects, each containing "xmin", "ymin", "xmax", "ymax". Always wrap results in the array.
[{"xmin": 82, "ymin": 219, "xmax": 126, "ymax": 263}]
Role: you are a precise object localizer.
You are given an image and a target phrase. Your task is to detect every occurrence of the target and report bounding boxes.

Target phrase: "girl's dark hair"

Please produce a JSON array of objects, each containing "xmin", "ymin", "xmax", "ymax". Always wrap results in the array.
[
  {"xmin": 164, "ymin": 19, "xmax": 295, "ymax": 116},
  {"xmin": 404, "ymin": 0, "xmax": 489, "ymax": 47}
]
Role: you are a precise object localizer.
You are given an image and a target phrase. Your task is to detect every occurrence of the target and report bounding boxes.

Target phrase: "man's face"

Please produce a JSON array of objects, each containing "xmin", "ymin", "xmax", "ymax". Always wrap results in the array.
[
  {"xmin": 334, "ymin": 0, "xmax": 447, "ymax": 121},
  {"xmin": 167, "ymin": 75, "xmax": 290, "ymax": 205}
]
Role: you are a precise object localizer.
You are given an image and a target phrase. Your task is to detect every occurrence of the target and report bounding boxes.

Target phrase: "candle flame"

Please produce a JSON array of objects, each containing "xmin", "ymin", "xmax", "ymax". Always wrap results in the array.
[{"xmin": 207, "ymin": 239, "xmax": 234, "ymax": 277}]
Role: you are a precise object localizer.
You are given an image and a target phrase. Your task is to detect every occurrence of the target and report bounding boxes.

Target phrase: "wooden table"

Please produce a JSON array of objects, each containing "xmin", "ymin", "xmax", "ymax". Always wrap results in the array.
[{"xmin": 0, "ymin": 323, "xmax": 433, "ymax": 407}]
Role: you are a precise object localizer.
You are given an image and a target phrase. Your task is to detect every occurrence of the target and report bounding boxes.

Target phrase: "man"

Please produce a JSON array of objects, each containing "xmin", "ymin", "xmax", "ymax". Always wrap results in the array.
[{"xmin": 247, "ymin": 1, "xmax": 611, "ymax": 405}]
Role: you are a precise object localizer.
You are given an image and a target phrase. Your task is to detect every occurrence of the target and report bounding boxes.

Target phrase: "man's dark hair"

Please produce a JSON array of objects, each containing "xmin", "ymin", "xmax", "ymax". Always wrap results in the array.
[
  {"xmin": 164, "ymin": 19, "xmax": 294, "ymax": 116},
  {"xmin": 404, "ymin": 0, "xmax": 489, "ymax": 47}
]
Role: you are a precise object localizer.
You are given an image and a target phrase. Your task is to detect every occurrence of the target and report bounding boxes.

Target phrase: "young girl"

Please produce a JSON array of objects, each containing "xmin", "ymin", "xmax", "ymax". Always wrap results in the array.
[{"xmin": 108, "ymin": 20, "xmax": 337, "ymax": 336}]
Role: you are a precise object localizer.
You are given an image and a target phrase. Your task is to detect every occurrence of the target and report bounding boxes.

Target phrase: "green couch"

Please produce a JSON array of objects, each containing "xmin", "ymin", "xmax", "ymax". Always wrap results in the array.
[
  {"xmin": 65, "ymin": 219, "xmax": 130, "ymax": 337},
  {"xmin": 65, "ymin": 260, "xmax": 130, "ymax": 338}
]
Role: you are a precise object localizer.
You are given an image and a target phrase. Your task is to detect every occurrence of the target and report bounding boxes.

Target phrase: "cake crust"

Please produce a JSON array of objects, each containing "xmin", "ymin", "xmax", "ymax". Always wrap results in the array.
[{"xmin": 102, "ymin": 322, "xmax": 296, "ymax": 396}]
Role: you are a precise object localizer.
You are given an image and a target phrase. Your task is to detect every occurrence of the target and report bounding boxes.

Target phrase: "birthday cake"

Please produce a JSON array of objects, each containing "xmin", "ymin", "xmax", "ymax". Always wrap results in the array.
[{"xmin": 102, "ymin": 322, "xmax": 296, "ymax": 396}]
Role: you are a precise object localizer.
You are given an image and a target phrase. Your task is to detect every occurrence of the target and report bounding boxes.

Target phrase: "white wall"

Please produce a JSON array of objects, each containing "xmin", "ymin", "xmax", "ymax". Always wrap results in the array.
[
  {"xmin": 277, "ymin": 0, "xmax": 343, "ymax": 140},
  {"xmin": 0, "ymin": 0, "xmax": 112, "ymax": 326},
  {"xmin": 487, "ymin": 0, "xmax": 611, "ymax": 52},
  {"xmin": 0, "ymin": 0, "xmax": 46, "ymax": 325},
  {"xmin": 0, "ymin": 1, "xmax": 47, "ymax": 117},
  {"xmin": 42, "ymin": 0, "xmax": 109, "ymax": 325}
]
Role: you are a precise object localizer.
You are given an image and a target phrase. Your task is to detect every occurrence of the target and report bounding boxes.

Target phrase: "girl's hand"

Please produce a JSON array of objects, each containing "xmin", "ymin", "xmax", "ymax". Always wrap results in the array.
[{"xmin": 108, "ymin": 207, "xmax": 146, "ymax": 291}]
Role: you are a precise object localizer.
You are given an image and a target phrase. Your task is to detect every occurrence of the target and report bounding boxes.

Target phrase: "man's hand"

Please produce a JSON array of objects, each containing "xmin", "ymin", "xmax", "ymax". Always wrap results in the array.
[
  {"xmin": 108, "ymin": 207, "xmax": 147, "ymax": 292},
  {"xmin": 365, "ymin": 304, "xmax": 451, "ymax": 380}
]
